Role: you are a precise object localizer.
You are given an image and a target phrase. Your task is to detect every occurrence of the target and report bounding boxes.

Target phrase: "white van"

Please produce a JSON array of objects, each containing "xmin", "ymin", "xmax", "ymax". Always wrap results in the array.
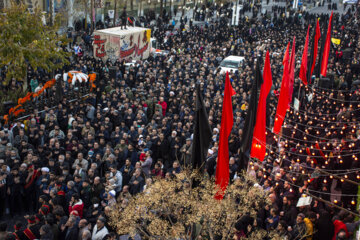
[
  {"xmin": 150, "ymin": 38, "xmax": 169, "ymax": 57},
  {"xmin": 219, "ymin": 56, "xmax": 245, "ymax": 74}
]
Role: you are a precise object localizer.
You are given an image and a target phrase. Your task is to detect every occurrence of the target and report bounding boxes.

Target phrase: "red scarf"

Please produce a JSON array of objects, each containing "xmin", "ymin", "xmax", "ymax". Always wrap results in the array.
[{"xmin": 24, "ymin": 170, "xmax": 39, "ymax": 189}]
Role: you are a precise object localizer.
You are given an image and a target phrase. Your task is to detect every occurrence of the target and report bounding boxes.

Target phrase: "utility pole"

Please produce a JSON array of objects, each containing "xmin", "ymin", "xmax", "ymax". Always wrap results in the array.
[
  {"xmin": 170, "ymin": 0, "xmax": 172, "ymax": 18},
  {"xmin": 160, "ymin": 0, "xmax": 163, "ymax": 17},
  {"xmin": 182, "ymin": 0, "xmax": 186, "ymax": 16},
  {"xmin": 84, "ymin": 0, "xmax": 88, "ymax": 31},
  {"xmin": 68, "ymin": 0, "xmax": 74, "ymax": 28},
  {"xmin": 49, "ymin": 0, "xmax": 54, "ymax": 26},
  {"xmin": 113, "ymin": 0, "xmax": 117, "ymax": 26},
  {"xmin": 91, "ymin": 0, "xmax": 94, "ymax": 33}
]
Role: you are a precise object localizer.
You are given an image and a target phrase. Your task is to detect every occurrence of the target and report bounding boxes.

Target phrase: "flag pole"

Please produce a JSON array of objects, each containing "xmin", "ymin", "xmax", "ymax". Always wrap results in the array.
[{"xmin": 297, "ymin": 79, "xmax": 302, "ymax": 101}]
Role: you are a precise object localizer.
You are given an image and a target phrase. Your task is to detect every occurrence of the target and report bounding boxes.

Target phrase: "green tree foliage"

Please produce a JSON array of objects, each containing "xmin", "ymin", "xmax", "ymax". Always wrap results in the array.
[{"xmin": 0, "ymin": 2, "xmax": 70, "ymax": 86}]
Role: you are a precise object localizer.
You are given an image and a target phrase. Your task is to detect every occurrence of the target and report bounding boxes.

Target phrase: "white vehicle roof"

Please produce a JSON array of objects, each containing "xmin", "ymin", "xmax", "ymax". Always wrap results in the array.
[{"xmin": 223, "ymin": 56, "xmax": 245, "ymax": 62}]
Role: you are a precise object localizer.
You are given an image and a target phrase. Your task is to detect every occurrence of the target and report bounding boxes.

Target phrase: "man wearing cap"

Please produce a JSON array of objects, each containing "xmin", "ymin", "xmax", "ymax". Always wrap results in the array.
[
  {"xmin": 180, "ymin": 138, "xmax": 192, "ymax": 167},
  {"xmin": 107, "ymin": 190, "xmax": 117, "ymax": 207},
  {"xmin": 36, "ymin": 167, "xmax": 50, "ymax": 198},
  {"xmin": 81, "ymin": 179, "xmax": 92, "ymax": 208}
]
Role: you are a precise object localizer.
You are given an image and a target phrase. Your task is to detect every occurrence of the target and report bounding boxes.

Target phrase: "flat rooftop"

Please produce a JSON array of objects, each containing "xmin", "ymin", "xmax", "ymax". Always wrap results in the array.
[{"xmin": 94, "ymin": 27, "xmax": 150, "ymax": 36}]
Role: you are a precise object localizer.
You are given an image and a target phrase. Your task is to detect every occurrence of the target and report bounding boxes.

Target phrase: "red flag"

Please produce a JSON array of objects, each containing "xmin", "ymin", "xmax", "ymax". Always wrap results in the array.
[
  {"xmin": 288, "ymin": 37, "xmax": 296, "ymax": 105},
  {"xmin": 282, "ymin": 43, "xmax": 290, "ymax": 66},
  {"xmin": 128, "ymin": 17, "xmax": 133, "ymax": 25},
  {"xmin": 299, "ymin": 25, "xmax": 310, "ymax": 85},
  {"xmin": 273, "ymin": 43, "xmax": 290, "ymax": 134},
  {"xmin": 215, "ymin": 72, "xmax": 236, "ymax": 200},
  {"xmin": 250, "ymin": 51, "xmax": 272, "ymax": 161},
  {"xmin": 311, "ymin": 19, "xmax": 321, "ymax": 76},
  {"xmin": 321, "ymin": 12, "xmax": 333, "ymax": 77}
]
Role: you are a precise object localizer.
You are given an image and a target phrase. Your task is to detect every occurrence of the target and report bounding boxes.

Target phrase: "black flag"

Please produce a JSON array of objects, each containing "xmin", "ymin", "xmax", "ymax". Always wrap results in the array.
[
  {"xmin": 191, "ymin": 84, "xmax": 212, "ymax": 171},
  {"xmin": 238, "ymin": 59, "xmax": 263, "ymax": 170},
  {"xmin": 307, "ymin": 19, "xmax": 321, "ymax": 84},
  {"xmin": 307, "ymin": 25, "xmax": 316, "ymax": 85}
]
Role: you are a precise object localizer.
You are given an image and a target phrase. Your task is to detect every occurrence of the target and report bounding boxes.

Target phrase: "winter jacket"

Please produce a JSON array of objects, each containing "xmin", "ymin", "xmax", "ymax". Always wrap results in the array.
[
  {"xmin": 69, "ymin": 199, "xmax": 84, "ymax": 218},
  {"xmin": 92, "ymin": 225, "xmax": 109, "ymax": 240}
]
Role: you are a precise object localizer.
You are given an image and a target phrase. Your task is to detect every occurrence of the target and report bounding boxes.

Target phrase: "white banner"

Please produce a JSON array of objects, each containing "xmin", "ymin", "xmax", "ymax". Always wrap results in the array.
[{"xmin": 108, "ymin": 10, "xmax": 114, "ymax": 19}]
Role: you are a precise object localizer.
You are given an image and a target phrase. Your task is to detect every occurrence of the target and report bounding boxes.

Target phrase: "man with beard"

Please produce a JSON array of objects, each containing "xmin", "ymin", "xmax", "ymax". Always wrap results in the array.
[{"xmin": 120, "ymin": 159, "xmax": 133, "ymax": 186}]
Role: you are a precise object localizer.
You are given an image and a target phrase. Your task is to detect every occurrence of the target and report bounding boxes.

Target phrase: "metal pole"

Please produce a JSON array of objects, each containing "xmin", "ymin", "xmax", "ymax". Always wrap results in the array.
[
  {"xmin": 91, "ymin": 0, "xmax": 94, "ymax": 32},
  {"xmin": 113, "ymin": 0, "xmax": 117, "ymax": 26},
  {"xmin": 235, "ymin": 0, "xmax": 239, "ymax": 25},
  {"xmin": 297, "ymin": 79, "xmax": 301, "ymax": 101},
  {"xmin": 50, "ymin": 0, "xmax": 54, "ymax": 26}
]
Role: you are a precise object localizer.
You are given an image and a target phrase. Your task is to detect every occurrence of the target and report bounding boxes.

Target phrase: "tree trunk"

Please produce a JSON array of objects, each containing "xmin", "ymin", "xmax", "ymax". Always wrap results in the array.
[
  {"xmin": 137, "ymin": 0, "xmax": 140, "ymax": 16},
  {"xmin": 182, "ymin": 0, "xmax": 185, "ymax": 16},
  {"xmin": 169, "ymin": 0, "xmax": 172, "ymax": 18},
  {"xmin": 139, "ymin": 0, "xmax": 144, "ymax": 17},
  {"xmin": 130, "ymin": 0, "xmax": 133, "ymax": 11},
  {"xmin": 160, "ymin": 0, "xmax": 163, "ymax": 17},
  {"xmin": 113, "ymin": 0, "xmax": 117, "ymax": 26},
  {"xmin": 84, "ymin": 0, "xmax": 88, "ymax": 30},
  {"xmin": 91, "ymin": 0, "xmax": 94, "ymax": 32},
  {"xmin": 23, "ymin": 66, "xmax": 28, "ymax": 92},
  {"xmin": 68, "ymin": 0, "xmax": 74, "ymax": 28},
  {"xmin": 49, "ymin": 0, "xmax": 53, "ymax": 26}
]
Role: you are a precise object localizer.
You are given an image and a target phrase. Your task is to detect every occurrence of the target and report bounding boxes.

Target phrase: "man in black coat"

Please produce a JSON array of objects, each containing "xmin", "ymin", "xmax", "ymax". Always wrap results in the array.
[
  {"xmin": 60, "ymin": 216, "xmax": 79, "ymax": 240},
  {"xmin": 121, "ymin": 7, "xmax": 127, "ymax": 30},
  {"xmin": 23, "ymin": 216, "xmax": 41, "ymax": 240}
]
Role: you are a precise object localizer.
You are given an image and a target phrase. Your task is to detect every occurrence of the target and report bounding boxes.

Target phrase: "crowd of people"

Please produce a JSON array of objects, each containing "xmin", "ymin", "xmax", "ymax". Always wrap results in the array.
[{"xmin": 0, "ymin": 0, "xmax": 359, "ymax": 239}]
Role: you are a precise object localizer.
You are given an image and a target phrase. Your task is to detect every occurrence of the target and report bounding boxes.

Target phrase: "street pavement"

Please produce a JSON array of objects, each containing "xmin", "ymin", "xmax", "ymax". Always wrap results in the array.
[{"xmin": 174, "ymin": 0, "xmax": 349, "ymax": 29}]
